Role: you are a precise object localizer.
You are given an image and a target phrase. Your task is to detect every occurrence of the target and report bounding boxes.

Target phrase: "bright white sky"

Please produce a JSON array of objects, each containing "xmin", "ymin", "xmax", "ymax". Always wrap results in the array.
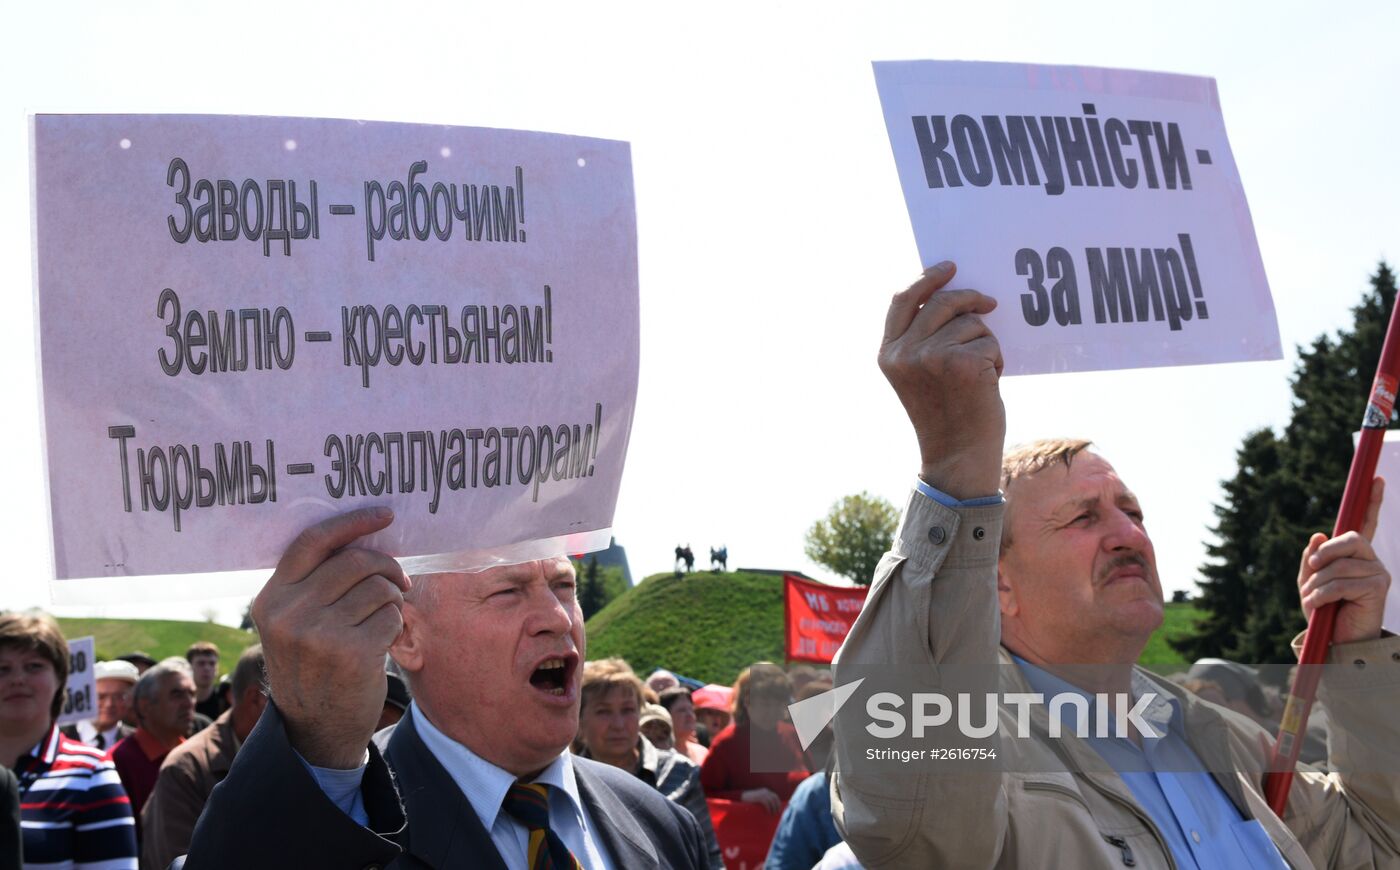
[{"xmin": 4, "ymin": 1, "xmax": 1396, "ymax": 626}]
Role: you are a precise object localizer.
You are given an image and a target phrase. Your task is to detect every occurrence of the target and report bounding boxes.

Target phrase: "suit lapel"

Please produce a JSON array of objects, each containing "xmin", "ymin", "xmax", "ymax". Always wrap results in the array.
[
  {"xmin": 573, "ymin": 759, "xmax": 660, "ymax": 870},
  {"xmin": 385, "ymin": 711, "xmax": 509, "ymax": 870}
]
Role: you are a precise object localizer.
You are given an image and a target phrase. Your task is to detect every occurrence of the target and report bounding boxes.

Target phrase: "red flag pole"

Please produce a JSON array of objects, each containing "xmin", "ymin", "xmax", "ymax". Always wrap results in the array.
[{"xmin": 1263, "ymin": 293, "xmax": 1400, "ymax": 815}]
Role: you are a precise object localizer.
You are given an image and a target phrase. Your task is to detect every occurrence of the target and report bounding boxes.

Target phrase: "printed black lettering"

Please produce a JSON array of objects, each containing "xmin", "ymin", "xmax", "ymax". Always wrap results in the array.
[{"xmin": 911, "ymin": 115, "xmax": 962, "ymax": 189}]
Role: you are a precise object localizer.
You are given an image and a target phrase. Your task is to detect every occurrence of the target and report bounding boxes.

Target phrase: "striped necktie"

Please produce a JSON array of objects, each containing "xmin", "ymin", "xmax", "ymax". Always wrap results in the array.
[{"xmin": 500, "ymin": 782, "xmax": 584, "ymax": 870}]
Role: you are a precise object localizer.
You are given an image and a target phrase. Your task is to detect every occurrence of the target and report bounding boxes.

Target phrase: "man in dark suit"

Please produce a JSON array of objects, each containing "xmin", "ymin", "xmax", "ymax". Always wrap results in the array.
[{"xmin": 187, "ymin": 509, "xmax": 709, "ymax": 868}]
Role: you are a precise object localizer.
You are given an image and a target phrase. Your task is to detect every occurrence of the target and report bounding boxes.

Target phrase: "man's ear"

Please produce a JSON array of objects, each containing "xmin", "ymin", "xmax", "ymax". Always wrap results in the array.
[
  {"xmin": 390, "ymin": 601, "xmax": 426, "ymax": 676},
  {"xmin": 997, "ymin": 559, "xmax": 1018, "ymax": 618}
]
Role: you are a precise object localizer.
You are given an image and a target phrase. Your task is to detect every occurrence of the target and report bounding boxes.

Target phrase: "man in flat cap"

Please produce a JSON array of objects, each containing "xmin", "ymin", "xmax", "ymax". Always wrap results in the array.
[{"xmin": 62, "ymin": 659, "xmax": 138, "ymax": 751}]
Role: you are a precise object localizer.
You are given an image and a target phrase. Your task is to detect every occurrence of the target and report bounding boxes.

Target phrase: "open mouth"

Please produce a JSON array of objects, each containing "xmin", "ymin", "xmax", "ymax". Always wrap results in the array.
[{"xmin": 529, "ymin": 654, "xmax": 577, "ymax": 697}]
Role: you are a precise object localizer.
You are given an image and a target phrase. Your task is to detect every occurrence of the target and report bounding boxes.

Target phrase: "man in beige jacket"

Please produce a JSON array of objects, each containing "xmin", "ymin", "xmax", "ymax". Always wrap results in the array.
[{"xmin": 831, "ymin": 263, "xmax": 1400, "ymax": 868}]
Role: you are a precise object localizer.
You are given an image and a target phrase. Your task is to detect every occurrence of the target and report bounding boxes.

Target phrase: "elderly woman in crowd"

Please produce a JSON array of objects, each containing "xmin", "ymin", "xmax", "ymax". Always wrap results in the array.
[
  {"xmin": 699, "ymin": 662, "xmax": 809, "ymax": 815},
  {"xmin": 575, "ymin": 658, "xmax": 723, "ymax": 868},
  {"xmin": 640, "ymin": 703, "xmax": 675, "ymax": 750},
  {"xmin": 0, "ymin": 612, "xmax": 138, "ymax": 869},
  {"xmin": 658, "ymin": 685, "xmax": 709, "ymax": 765}
]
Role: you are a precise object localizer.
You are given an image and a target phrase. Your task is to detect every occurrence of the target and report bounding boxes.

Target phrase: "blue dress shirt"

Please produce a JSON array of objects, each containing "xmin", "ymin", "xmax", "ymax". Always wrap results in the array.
[
  {"xmin": 914, "ymin": 478, "xmax": 1004, "ymax": 508},
  {"xmin": 1014, "ymin": 657, "xmax": 1287, "ymax": 869}
]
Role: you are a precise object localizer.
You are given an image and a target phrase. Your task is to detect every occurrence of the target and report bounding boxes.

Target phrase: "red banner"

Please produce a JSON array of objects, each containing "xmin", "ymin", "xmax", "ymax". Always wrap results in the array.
[
  {"xmin": 784, "ymin": 574, "xmax": 868, "ymax": 664},
  {"xmin": 707, "ymin": 798, "xmax": 784, "ymax": 870}
]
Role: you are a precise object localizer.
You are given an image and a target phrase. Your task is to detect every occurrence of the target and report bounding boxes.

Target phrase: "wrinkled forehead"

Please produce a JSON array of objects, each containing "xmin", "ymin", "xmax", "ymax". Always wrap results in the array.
[
  {"xmin": 411, "ymin": 555, "xmax": 574, "ymax": 587},
  {"xmin": 1006, "ymin": 452, "xmax": 1135, "ymax": 513},
  {"xmin": 162, "ymin": 670, "xmax": 195, "ymax": 688}
]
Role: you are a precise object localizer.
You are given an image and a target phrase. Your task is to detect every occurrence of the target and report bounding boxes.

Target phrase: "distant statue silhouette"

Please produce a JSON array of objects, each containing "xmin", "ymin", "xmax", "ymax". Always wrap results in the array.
[
  {"xmin": 675, "ymin": 545, "xmax": 696, "ymax": 576},
  {"xmin": 710, "ymin": 546, "xmax": 728, "ymax": 572}
]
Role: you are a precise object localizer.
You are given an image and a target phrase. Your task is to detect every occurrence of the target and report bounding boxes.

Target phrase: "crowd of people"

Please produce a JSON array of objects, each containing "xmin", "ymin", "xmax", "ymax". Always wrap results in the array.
[
  {"xmin": 5, "ymin": 603, "xmax": 1334, "ymax": 870},
  {"xmin": 3, "ymin": 263, "xmax": 1396, "ymax": 869},
  {"xmin": 1, "ymin": 605, "xmax": 861, "ymax": 869}
]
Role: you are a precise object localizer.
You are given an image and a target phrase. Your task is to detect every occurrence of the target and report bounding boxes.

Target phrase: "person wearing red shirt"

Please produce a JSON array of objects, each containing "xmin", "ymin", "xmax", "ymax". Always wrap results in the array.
[
  {"xmin": 109, "ymin": 657, "xmax": 196, "ymax": 835},
  {"xmin": 700, "ymin": 663, "xmax": 809, "ymax": 815}
]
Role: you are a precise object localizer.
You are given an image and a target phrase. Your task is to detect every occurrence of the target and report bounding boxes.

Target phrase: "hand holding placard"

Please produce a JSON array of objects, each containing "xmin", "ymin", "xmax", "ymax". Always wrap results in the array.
[
  {"xmin": 878, "ymin": 263, "xmax": 1005, "ymax": 500},
  {"xmin": 253, "ymin": 507, "xmax": 409, "ymax": 769}
]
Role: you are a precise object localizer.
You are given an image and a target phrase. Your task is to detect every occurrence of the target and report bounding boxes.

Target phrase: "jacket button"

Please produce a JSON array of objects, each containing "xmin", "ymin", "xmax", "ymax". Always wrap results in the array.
[
  {"xmin": 929, "ymin": 526, "xmax": 947, "ymax": 545},
  {"xmin": 972, "ymin": 526, "xmax": 986, "ymax": 541}
]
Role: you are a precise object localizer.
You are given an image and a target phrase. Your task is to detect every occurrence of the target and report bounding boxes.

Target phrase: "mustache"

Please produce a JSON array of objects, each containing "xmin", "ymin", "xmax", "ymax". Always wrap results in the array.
[{"xmin": 1098, "ymin": 552, "xmax": 1150, "ymax": 584}]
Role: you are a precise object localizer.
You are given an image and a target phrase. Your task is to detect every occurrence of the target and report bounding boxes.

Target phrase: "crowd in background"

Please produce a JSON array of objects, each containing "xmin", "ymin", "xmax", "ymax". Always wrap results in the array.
[{"xmin": 1, "ymin": 607, "xmax": 1315, "ymax": 870}]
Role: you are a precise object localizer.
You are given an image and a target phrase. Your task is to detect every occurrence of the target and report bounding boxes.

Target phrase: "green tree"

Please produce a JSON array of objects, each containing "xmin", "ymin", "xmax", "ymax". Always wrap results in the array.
[
  {"xmin": 1171, "ymin": 429, "xmax": 1282, "ymax": 661},
  {"xmin": 804, "ymin": 492, "xmax": 898, "ymax": 585},
  {"xmin": 578, "ymin": 556, "xmax": 607, "ymax": 619},
  {"xmin": 1178, "ymin": 263, "xmax": 1397, "ymax": 667}
]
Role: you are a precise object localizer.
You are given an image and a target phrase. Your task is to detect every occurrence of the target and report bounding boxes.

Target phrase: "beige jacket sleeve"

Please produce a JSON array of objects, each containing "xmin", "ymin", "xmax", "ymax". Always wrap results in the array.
[
  {"xmin": 140, "ymin": 754, "xmax": 204, "ymax": 870},
  {"xmin": 1281, "ymin": 633, "xmax": 1400, "ymax": 867},
  {"xmin": 830, "ymin": 488, "xmax": 1006, "ymax": 868}
]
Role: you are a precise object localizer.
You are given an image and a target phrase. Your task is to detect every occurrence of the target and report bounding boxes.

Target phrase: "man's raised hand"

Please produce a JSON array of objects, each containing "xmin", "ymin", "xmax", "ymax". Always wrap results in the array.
[
  {"xmin": 878, "ymin": 262, "xmax": 1006, "ymax": 499},
  {"xmin": 252, "ymin": 507, "xmax": 411, "ymax": 769}
]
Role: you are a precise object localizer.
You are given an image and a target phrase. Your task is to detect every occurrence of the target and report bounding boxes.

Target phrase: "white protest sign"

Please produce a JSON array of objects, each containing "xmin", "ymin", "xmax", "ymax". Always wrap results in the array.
[
  {"xmin": 873, "ymin": 61, "xmax": 1282, "ymax": 375},
  {"xmin": 1372, "ymin": 432, "xmax": 1400, "ymax": 633},
  {"xmin": 33, "ymin": 115, "xmax": 637, "ymax": 580},
  {"xmin": 55, "ymin": 636, "xmax": 96, "ymax": 727}
]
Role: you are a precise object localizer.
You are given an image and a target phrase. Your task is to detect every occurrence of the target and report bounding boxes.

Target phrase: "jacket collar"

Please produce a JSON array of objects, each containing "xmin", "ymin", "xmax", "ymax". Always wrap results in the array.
[
  {"xmin": 572, "ymin": 756, "xmax": 660, "ymax": 870},
  {"xmin": 384, "ymin": 709, "xmax": 508, "ymax": 870},
  {"xmin": 636, "ymin": 736, "xmax": 661, "ymax": 783},
  {"xmin": 998, "ymin": 646, "xmax": 1313, "ymax": 870}
]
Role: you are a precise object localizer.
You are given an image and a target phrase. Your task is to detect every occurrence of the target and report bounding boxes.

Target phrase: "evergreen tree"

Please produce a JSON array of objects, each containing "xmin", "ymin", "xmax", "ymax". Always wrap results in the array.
[
  {"xmin": 1178, "ymin": 263, "xmax": 1397, "ymax": 666},
  {"xmin": 1171, "ymin": 429, "xmax": 1282, "ymax": 661},
  {"xmin": 578, "ymin": 556, "xmax": 607, "ymax": 619}
]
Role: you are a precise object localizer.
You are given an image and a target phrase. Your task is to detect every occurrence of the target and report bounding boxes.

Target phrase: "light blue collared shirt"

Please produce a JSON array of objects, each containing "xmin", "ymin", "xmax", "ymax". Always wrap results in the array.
[
  {"xmin": 914, "ymin": 478, "xmax": 1004, "ymax": 508},
  {"xmin": 305, "ymin": 701, "xmax": 616, "ymax": 869},
  {"xmin": 1014, "ymin": 657, "xmax": 1287, "ymax": 869}
]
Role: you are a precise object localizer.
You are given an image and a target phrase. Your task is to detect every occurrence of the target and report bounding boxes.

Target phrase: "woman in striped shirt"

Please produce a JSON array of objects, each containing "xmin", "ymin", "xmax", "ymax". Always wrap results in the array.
[{"xmin": 1, "ymin": 612, "xmax": 138, "ymax": 870}]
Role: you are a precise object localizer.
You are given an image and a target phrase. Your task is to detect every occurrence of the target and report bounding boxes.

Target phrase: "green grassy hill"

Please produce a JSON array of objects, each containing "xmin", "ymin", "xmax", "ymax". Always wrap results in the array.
[
  {"xmin": 586, "ymin": 570, "xmax": 1204, "ymax": 685},
  {"xmin": 55, "ymin": 618, "xmax": 259, "ymax": 665},
  {"xmin": 1138, "ymin": 601, "xmax": 1206, "ymax": 674},
  {"xmin": 586, "ymin": 571, "xmax": 785, "ymax": 685},
  {"xmin": 47, "ymin": 584, "xmax": 1202, "ymax": 685}
]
